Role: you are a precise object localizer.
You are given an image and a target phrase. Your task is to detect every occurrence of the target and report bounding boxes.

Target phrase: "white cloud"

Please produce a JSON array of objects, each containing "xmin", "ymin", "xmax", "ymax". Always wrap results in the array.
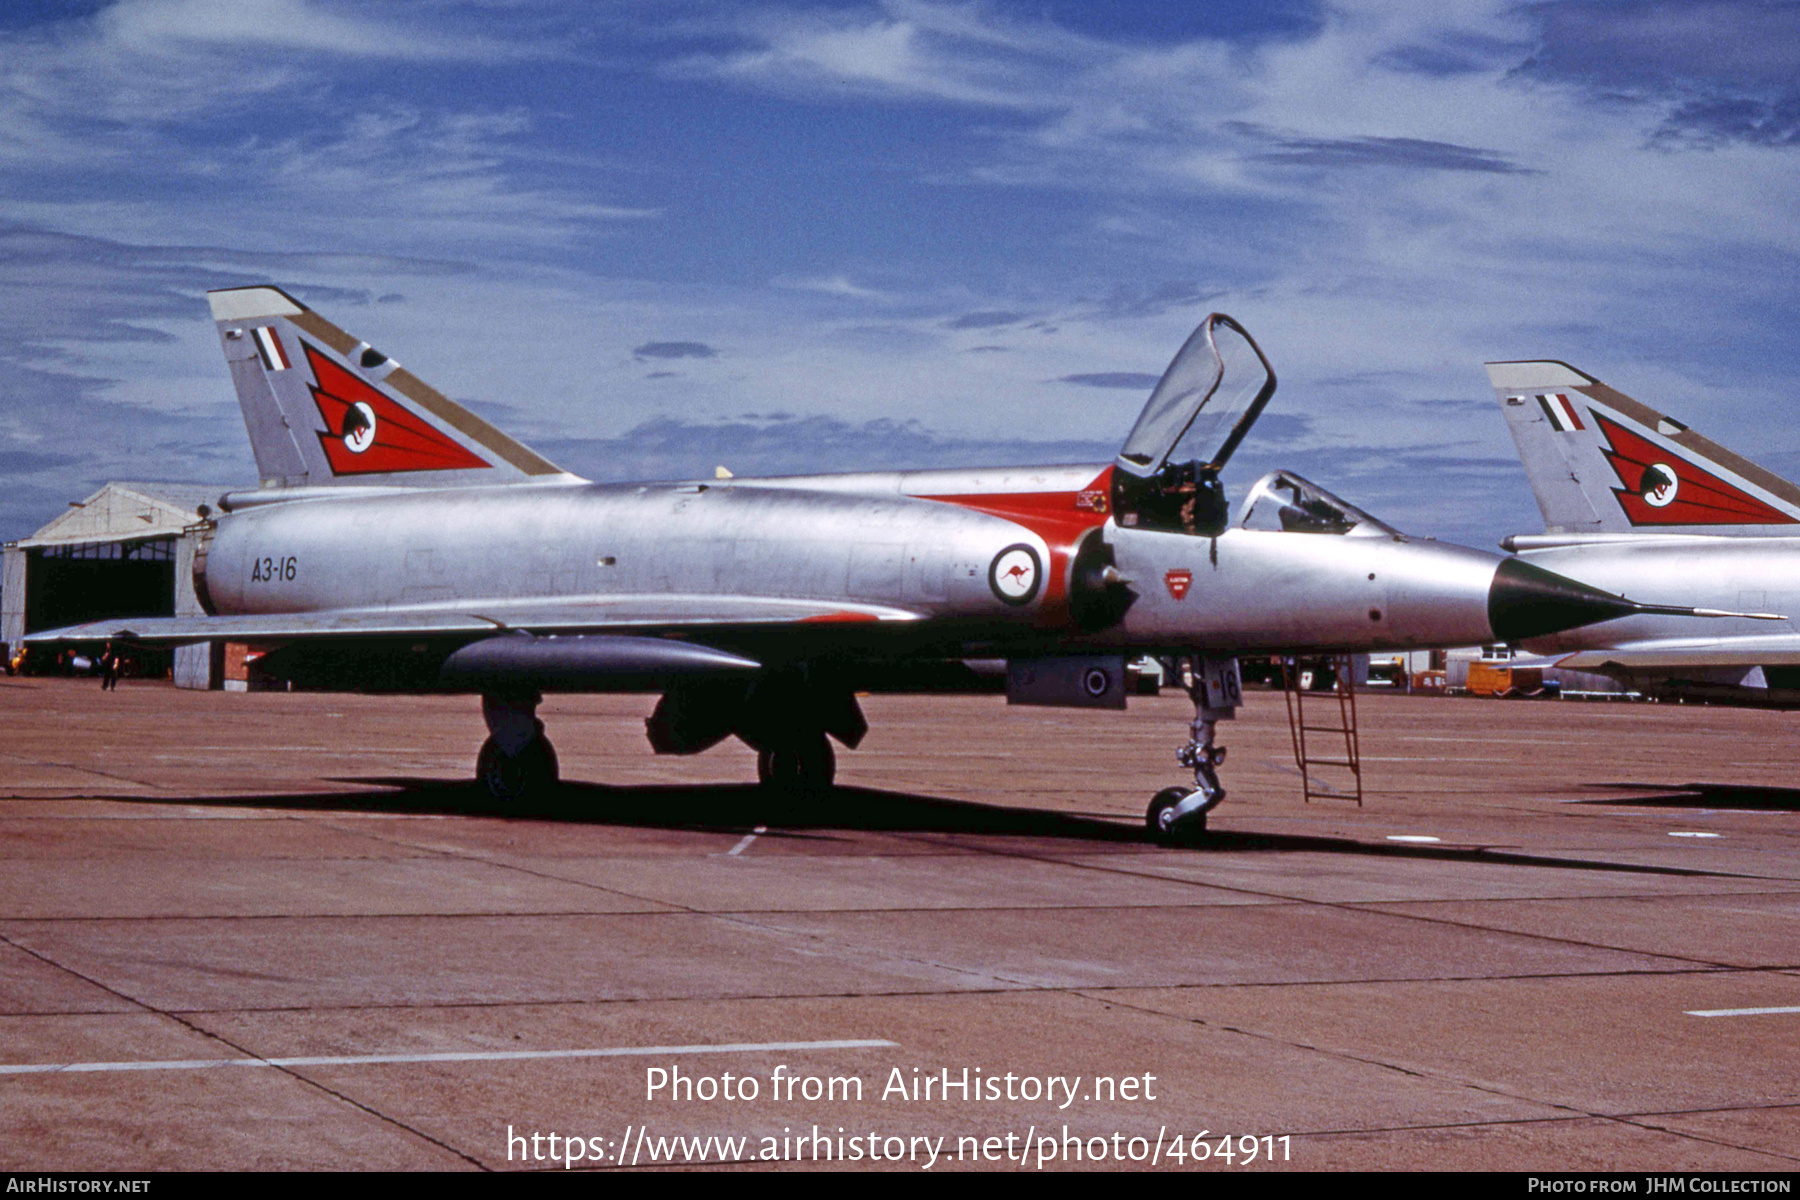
[
  {"xmin": 240, "ymin": 105, "xmax": 663, "ymax": 247},
  {"xmin": 675, "ymin": 0, "xmax": 1110, "ymax": 109},
  {"xmin": 771, "ymin": 274, "xmax": 893, "ymax": 301},
  {"xmin": 686, "ymin": 5, "xmax": 1800, "ymax": 404},
  {"xmin": 0, "ymin": 0, "xmax": 559, "ymax": 164},
  {"xmin": 97, "ymin": 0, "xmax": 539, "ymax": 62},
  {"xmin": 0, "ymin": 3, "xmax": 654, "ymax": 254}
]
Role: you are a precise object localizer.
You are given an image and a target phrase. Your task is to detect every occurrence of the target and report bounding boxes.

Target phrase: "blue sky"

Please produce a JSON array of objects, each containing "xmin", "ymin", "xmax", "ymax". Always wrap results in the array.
[{"xmin": 2, "ymin": 0, "xmax": 1798, "ymax": 548}]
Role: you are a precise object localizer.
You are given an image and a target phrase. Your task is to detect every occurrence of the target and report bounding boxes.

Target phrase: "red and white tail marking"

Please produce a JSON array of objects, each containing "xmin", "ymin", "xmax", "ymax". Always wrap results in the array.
[
  {"xmin": 253, "ymin": 326, "xmax": 290, "ymax": 371},
  {"xmin": 303, "ymin": 346, "xmax": 491, "ymax": 476},
  {"xmin": 1535, "ymin": 393, "xmax": 1583, "ymax": 432},
  {"xmin": 209, "ymin": 285, "xmax": 569, "ymax": 488},
  {"xmin": 1594, "ymin": 414, "xmax": 1797, "ymax": 527}
]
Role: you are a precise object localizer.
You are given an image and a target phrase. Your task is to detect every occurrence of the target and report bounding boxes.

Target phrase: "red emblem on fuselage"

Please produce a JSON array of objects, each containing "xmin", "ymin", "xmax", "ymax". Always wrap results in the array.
[
  {"xmin": 1165, "ymin": 569, "xmax": 1193, "ymax": 601},
  {"xmin": 303, "ymin": 345, "xmax": 490, "ymax": 476}
]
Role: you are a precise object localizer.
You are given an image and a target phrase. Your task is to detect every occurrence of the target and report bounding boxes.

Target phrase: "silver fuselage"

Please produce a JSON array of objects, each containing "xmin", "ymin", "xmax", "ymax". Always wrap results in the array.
[{"xmin": 203, "ymin": 468, "xmax": 1513, "ymax": 662}]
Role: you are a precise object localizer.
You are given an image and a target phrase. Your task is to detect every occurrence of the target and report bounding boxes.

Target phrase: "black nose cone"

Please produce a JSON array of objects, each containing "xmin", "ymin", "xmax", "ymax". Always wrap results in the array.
[{"xmin": 1487, "ymin": 557, "xmax": 1643, "ymax": 642}]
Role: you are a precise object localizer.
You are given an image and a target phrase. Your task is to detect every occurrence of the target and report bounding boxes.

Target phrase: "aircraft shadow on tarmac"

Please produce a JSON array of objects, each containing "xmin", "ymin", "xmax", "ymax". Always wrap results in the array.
[
  {"xmin": 193, "ymin": 778, "xmax": 1148, "ymax": 843},
  {"xmin": 1576, "ymin": 781, "xmax": 1800, "ymax": 812},
  {"xmin": 144, "ymin": 778, "xmax": 1744, "ymax": 876}
]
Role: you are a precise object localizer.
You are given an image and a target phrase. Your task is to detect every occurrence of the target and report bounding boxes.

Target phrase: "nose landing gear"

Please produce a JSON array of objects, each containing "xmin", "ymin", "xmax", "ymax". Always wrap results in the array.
[{"xmin": 1146, "ymin": 656, "xmax": 1240, "ymax": 845}]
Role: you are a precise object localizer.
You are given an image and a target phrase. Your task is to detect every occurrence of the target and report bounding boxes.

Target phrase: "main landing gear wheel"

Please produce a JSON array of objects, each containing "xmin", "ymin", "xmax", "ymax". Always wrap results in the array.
[
  {"xmin": 756, "ymin": 734, "xmax": 836, "ymax": 796},
  {"xmin": 1147, "ymin": 786, "xmax": 1207, "ymax": 845},
  {"xmin": 477, "ymin": 734, "xmax": 559, "ymax": 802}
]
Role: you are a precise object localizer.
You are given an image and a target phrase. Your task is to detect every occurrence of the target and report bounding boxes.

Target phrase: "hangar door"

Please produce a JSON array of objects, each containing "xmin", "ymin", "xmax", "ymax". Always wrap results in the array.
[{"xmin": 25, "ymin": 537, "xmax": 176, "ymax": 632}]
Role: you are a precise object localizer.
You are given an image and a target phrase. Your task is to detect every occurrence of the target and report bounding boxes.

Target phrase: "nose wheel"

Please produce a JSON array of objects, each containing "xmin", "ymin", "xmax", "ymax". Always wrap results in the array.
[
  {"xmin": 1147, "ymin": 786, "xmax": 1208, "ymax": 843},
  {"xmin": 1146, "ymin": 758, "xmax": 1222, "ymax": 845}
]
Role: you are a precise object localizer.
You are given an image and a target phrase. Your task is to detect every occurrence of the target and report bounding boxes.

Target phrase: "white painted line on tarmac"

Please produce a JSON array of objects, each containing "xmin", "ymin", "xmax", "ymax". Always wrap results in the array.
[
  {"xmin": 0, "ymin": 1038, "xmax": 897, "ymax": 1077},
  {"xmin": 1669, "ymin": 831, "xmax": 1723, "ymax": 838},
  {"xmin": 1386, "ymin": 835, "xmax": 1441, "ymax": 843},
  {"xmin": 725, "ymin": 825, "xmax": 768, "ymax": 857},
  {"xmin": 1685, "ymin": 1006, "xmax": 1800, "ymax": 1018}
]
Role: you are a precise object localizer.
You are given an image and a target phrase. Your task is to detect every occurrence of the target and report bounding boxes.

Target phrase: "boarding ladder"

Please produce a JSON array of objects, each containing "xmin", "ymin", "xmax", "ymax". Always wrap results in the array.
[{"xmin": 1280, "ymin": 655, "xmax": 1363, "ymax": 806}]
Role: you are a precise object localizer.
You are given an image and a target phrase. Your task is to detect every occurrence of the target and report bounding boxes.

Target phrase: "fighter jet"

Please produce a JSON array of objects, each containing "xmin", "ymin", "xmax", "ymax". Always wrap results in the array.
[
  {"xmin": 1488, "ymin": 359, "xmax": 1797, "ymax": 705},
  {"xmin": 27, "ymin": 288, "xmax": 1690, "ymax": 841}
]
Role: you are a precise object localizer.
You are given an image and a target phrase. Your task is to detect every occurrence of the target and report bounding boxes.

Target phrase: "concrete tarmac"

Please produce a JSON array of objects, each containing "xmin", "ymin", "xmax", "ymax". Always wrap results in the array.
[{"xmin": 1, "ymin": 676, "xmax": 1797, "ymax": 1172}]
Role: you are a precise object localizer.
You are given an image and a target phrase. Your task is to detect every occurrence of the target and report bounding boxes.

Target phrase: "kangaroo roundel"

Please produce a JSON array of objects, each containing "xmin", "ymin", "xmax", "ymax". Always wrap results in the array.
[{"xmin": 989, "ymin": 544, "xmax": 1041, "ymax": 605}]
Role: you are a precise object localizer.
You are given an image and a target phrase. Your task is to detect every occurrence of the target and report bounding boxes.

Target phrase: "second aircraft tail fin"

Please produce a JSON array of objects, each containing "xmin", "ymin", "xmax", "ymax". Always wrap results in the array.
[
  {"xmin": 208, "ymin": 286, "xmax": 571, "ymax": 489},
  {"xmin": 1487, "ymin": 359, "xmax": 1800, "ymax": 536}
]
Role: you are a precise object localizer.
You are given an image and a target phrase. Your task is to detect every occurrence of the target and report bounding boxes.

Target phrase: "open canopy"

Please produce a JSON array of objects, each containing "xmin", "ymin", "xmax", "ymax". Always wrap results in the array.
[{"xmin": 1114, "ymin": 314, "xmax": 1277, "ymax": 481}]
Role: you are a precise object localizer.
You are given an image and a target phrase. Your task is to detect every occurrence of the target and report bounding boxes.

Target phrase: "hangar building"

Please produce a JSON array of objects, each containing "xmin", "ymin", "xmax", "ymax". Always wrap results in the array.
[{"xmin": 1, "ymin": 482, "xmax": 229, "ymax": 689}]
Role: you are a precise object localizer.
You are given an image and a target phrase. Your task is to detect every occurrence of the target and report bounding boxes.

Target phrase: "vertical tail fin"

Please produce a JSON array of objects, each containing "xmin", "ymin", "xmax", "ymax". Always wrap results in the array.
[
  {"xmin": 1487, "ymin": 360, "xmax": 1800, "ymax": 536},
  {"xmin": 208, "ymin": 286, "xmax": 570, "ymax": 488}
]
